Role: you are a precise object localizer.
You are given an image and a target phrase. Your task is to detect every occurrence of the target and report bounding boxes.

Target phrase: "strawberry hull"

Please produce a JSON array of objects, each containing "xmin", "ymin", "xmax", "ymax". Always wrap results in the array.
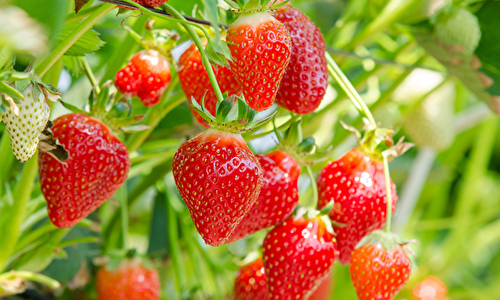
[{"xmin": 172, "ymin": 129, "xmax": 264, "ymax": 246}]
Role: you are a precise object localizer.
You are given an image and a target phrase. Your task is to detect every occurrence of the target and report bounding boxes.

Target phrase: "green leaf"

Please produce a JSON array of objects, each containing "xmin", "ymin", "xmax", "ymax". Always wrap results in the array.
[
  {"xmin": 61, "ymin": 56, "xmax": 85, "ymax": 77},
  {"xmin": 475, "ymin": 1, "xmax": 500, "ymax": 71},
  {"xmin": 121, "ymin": 125, "xmax": 151, "ymax": 133},
  {"xmin": 56, "ymin": 21, "xmax": 105, "ymax": 56},
  {"xmin": 59, "ymin": 100, "xmax": 87, "ymax": 114},
  {"xmin": 0, "ymin": 82, "xmax": 24, "ymax": 101}
]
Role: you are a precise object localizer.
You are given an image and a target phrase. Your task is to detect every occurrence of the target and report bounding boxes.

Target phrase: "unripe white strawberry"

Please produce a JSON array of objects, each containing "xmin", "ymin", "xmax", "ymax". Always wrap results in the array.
[{"xmin": 2, "ymin": 83, "xmax": 51, "ymax": 162}]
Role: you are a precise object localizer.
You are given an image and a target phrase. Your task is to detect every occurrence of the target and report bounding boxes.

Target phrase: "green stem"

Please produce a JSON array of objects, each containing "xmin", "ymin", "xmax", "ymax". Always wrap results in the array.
[
  {"xmin": 244, "ymin": 114, "xmax": 301, "ymax": 139},
  {"xmin": 0, "ymin": 132, "xmax": 14, "ymax": 184},
  {"xmin": 81, "ymin": 57, "xmax": 100, "ymax": 94},
  {"xmin": 165, "ymin": 190, "xmax": 187, "ymax": 293},
  {"xmin": 100, "ymin": 16, "xmax": 147, "ymax": 85},
  {"xmin": 161, "ymin": 4, "xmax": 224, "ymax": 104},
  {"xmin": 326, "ymin": 52, "xmax": 377, "ymax": 128},
  {"xmin": 58, "ymin": 237, "xmax": 100, "ymax": 249},
  {"xmin": 306, "ymin": 166, "xmax": 318, "ymax": 208},
  {"xmin": 347, "ymin": 0, "xmax": 422, "ymax": 49},
  {"xmin": 382, "ymin": 154, "xmax": 393, "ymax": 233},
  {"xmin": 119, "ymin": 187, "xmax": 129, "ymax": 250},
  {"xmin": 0, "ymin": 271, "xmax": 60, "ymax": 290},
  {"xmin": 126, "ymin": 84, "xmax": 184, "ymax": 152},
  {"xmin": 0, "ymin": 156, "xmax": 39, "ymax": 271},
  {"xmin": 35, "ymin": 3, "xmax": 116, "ymax": 77}
]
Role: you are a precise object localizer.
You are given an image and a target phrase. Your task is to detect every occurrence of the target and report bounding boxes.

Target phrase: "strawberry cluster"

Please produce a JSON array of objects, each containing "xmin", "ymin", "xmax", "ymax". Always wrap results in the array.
[{"xmin": 0, "ymin": 0, "xmax": 418, "ymax": 299}]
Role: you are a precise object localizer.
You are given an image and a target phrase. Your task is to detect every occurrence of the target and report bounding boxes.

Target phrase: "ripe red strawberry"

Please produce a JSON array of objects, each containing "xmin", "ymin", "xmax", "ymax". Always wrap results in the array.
[
  {"xmin": 308, "ymin": 273, "xmax": 333, "ymax": 300},
  {"xmin": 39, "ymin": 113, "xmax": 130, "ymax": 228},
  {"xmin": 134, "ymin": 0, "xmax": 168, "ymax": 6},
  {"xmin": 263, "ymin": 215, "xmax": 338, "ymax": 300},
  {"xmin": 234, "ymin": 257, "xmax": 270, "ymax": 300},
  {"xmin": 95, "ymin": 258, "xmax": 161, "ymax": 300},
  {"xmin": 120, "ymin": 0, "xmax": 169, "ymax": 9},
  {"xmin": 114, "ymin": 49, "xmax": 171, "ymax": 107},
  {"xmin": 172, "ymin": 128, "xmax": 264, "ymax": 246},
  {"xmin": 350, "ymin": 241, "xmax": 411, "ymax": 300},
  {"xmin": 274, "ymin": 4, "xmax": 328, "ymax": 115},
  {"xmin": 412, "ymin": 276, "xmax": 449, "ymax": 300},
  {"xmin": 317, "ymin": 147, "xmax": 398, "ymax": 264},
  {"xmin": 178, "ymin": 43, "xmax": 241, "ymax": 127},
  {"xmin": 228, "ymin": 150, "xmax": 300, "ymax": 242},
  {"xmin": 226, "ymin": 11, "xmax": 292, "ymax": 111}
]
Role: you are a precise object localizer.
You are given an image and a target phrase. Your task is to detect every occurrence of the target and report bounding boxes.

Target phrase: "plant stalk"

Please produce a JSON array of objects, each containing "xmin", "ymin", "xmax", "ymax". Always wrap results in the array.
[
  {"xmin": 382, "ymin": 154, "xmax": 393, "ymax": 233},
  {"xmin": 326, "ymin": 52, "xmax": 377, "ymax": 128},
  {"xmin": 0, "ymin": 156, "xmax": 39, "ymax": 271}
]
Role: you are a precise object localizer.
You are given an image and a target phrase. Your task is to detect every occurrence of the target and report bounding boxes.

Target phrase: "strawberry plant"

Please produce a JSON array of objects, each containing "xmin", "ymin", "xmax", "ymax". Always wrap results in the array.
[{"xmin": 0, "ymin": 0, "xmax": 500, "ymax": 299}]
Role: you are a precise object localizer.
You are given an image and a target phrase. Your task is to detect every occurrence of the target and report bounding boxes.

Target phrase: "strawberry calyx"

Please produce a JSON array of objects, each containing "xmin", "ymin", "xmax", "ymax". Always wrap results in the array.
[
  {"xmin": 275, "ymin": 119, "xmax": 331, "ymax": 166},
  {"xmin": 294, "ymin": 206, "xmax": 336, "ymax": 236},
  {"xmin": 98, "ymin": 248, "xmax": 155, "ymax": 272},
  {"xmin": 341, "ymin": 121, "xmax": 413, "ymax": 161},
  {"xmin": 124, "ymin": 20, "xmax": 179, "ymax": 63},
  {"xmin": 190, "ymin": 94, "xmax": 275, "ymax": 134},
  {"xmin": 355, "ymin": 230, "xmax": 415, "ymax": 255},
  {"xmin": 59, "ymin": 80, "xmax": 149, "ymax": 134},
  {"xmin": 224, "ymin": 0, "xmax": 289, "ymax": 14}
]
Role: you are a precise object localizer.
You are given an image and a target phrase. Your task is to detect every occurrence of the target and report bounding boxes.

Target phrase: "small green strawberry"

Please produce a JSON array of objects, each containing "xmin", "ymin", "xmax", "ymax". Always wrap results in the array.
[
  {"xmin": 435, "ymin": 7, "xmax": 481, "ymax": 56},
  {"xmin": 403, "ymin": 82, "xmax": 456, "ymax": 151},
  {"xmin": 1, "ymin": 81, "xmax": 59, "ymax": 162}
]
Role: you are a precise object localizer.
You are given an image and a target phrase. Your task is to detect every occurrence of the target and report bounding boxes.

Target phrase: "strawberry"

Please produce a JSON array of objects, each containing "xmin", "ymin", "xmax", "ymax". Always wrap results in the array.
[
  {"xmin": 226, "ymin": 8, "xmax": 292, "ymax": 111},
  {"xmin": 403, "ymin": 82, "xmax": 456, "ymax": 151},
  {"xmin": 412, "ymin": 276, "xmax": 449, "ymax": 300},
  {"xmin": 120, "ymin": 0, "xmax": 169, "ymax": 9},
  {"xmin": 350, "ymin": 234, "xmax": 412, "ymax": 300},
  {"xmin": 95, "ymin": 258, "xmax": 161, "ymax": 300},
  {"xmin": 308, "ymin": 273, "xmax": 333, "ymax": 300},
  {"xmin": 133, "ymin": 0, "xmax": 168, "ymax": 6},
  {"xmin": 114, "ymin": 49, "xmax": 171, "ymax": 107},
  {"xmin": 228, "ymin": 150, "xmax": 300, "ymax": 242},
  {"xmin": 234, "ymin": 257, "xmax": 270, "ymax": 300},
  {"xmin": 172, "ymin": 128, "xmax": 264, "ymax": 246},
  {"xmin": 263, "ymin": 215, "xmax": 338, "ymax": 300},
  {"xmin": 435, "ymin": 7, "xmax": 481, "ymax": 56},
  {"xmin": 274, "ymin": 4, "xmax": 328, "ymax": 115},
  {"xmin": 178, "ymin": 43, "xmax": 241, "ymax": 127},
  {"xmin": 38, "ymin": 113, "xmax": 130, "ymax": 228},
  {"xmin": 1, "ymin": 83, "xmax": 52, "ymax": 162},
  {"xmin": 317, "ymin": 147, "xmax": 398, "ymax": 264}
]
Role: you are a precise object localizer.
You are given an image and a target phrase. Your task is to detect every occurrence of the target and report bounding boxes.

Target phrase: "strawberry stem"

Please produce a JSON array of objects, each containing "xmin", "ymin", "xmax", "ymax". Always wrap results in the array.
[
  {"xmin": 161, "ymin": 4, "xmax": 224, "ymax": 103},
  {"xmin": 119, "ymin": 187, "xmax": 129, "ymax": 250},
  {"xmin": 0, "ymin": 156, "xmax": 39, "ymax": 271},
  {"xmin": 0, "ymin": 270, "xmax": 60, "ymax": 290},
  {"xmin": 81, "ymin": 57, "xmax": 100, "ymax": 94},
  {"xmin": 306, "ymin": 165, "xmax": 318, "ymax": 208},
  {"xmin": 325, "ymin": 53, "xmax": 377, "ymax": 128},
  {"xmin": 382, "ymin": 153, "xmax": 393, "ymax": 233}
]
